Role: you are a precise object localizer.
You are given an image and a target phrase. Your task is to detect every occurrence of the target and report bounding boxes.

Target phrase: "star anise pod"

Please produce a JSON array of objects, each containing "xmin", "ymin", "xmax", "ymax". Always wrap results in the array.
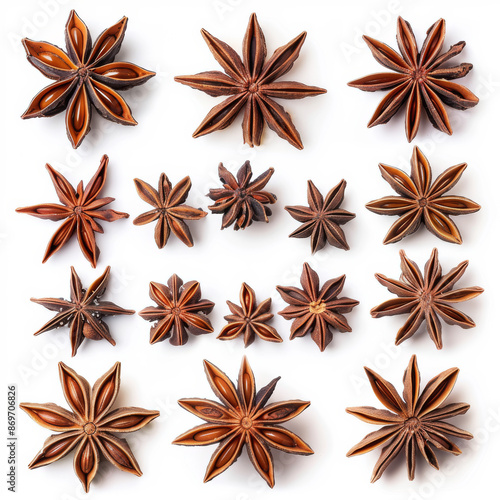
[
  {"xmin": 207, "ymin": 161, "xmax": 276, "ymax": 230},
  {"xmin": 285, "ymin": 179, "xmax": 355, "ymax": 253},
  {"xmin": 348, "ymin": 17, "xmax": 478, "ymax": 142},
  {"xmin": 20, "ymin": 362, "xmax": 159, "ymax": 492},
  {"xmin": 21, "ymin": 10, "xmax": 155, "ymax": 148},
  {"xmin": 371, "ymin": 248, "xmax": 483, "ymax": 349},
  {"xmin": 31, "ymin": 266, "xmax": 134, "ymax": 356},
  {"xmin": 346, "ymin": 355, "xmax": 473, "ymax": 482},
  {"xmin": 133, "ymin": 174, "xmax": 207, "ymax": 248},
  {"xmin": 174, "ymin": 13, "xmax": 326, "ymax": 149},
  {"xmin": 139, "ymin": 274, "xmax": 214, "ymax": 346},
  {"xmin": 218, "ymin": 283, "xmax": 282, "ymax": 347},
  {"xmin": 366, "ymin": 146, "xmax": 480, "ymax": 244},
  {"xmin": 276, "ymin": 263, "xmax": 359, "ymax": 351},
  {"xmin": 16, "ymin": 155, "xmax": 128, "ymax": 267},
  {"xmin": 173, "ymin": 357, "xmax": 313, "ymax": 487}
]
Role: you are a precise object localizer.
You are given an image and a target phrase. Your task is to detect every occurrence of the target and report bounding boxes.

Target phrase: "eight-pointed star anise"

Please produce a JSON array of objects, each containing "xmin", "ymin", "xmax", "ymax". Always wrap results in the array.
[
  {"xmin": 371, "ymin": 248, "xmax": 483, "ymax": 349},
  {"xmin": 173, "ymin": 357, "xmax": 313, "ymax": 487},
  {"xmin": 346, "ymin": 355, "xmax": 473, "ymax": 482},
  {"xmin": 175, "ymin": 13, "xmax": 326, "ymax": 149},
  {"xmin": 276, "ymin": 263, "xmax": 359, "ymax": 351},
  {"xmin": 16, "ymin": 155, "xmax": 129, "ymax": 267},
  {"xmin": 366, "ymin": 146, "xmax": 480, "ymax": 244},
  {"xmin": 133, "ymin": 174, "xmax": 207, "ymax": 248},
  {"xmin": 31, "ymin": 266, "xmax": 134, "ymax": 356},
  {"xmin": 285, "ymin": 179, "xmax": 355, "ymax": 253},
  {"xmin": 20, "ymin": 362, "xmax": 159, "ymax": 492},
  {"xmin": 139, "ymin": 274, "xmax": 215, "ymax": 346},
  {"xmin": 348, "ymin": 17, "xmax": 478, "ymax": 142},
  {"xmin": 21, "ymin": 10, "xmax": 155, "ymax": 148},
  {"xmin": 207, "ymin": 161, "xmax": 277, "ymax": 230}
]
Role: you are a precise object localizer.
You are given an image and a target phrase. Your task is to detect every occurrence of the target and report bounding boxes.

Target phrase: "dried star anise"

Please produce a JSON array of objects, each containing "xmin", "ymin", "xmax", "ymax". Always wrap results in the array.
[
  {"xmin": 285, "ymin": 179, "xmax": 355, "ymax": 253},
  {"xmin": 16, "ymin": 155, "xmax": 128, "ymax": 267},
  {"xmin": 366, "ymin": 146, "xmax": 480, "ymax": 244},
  {"xmin": 173, "ymin": 357, "xmax": 313, "ymax": 487},
  {"xmin": 139, "ymin": 274, "xmax": 214, "ymax": 346},
  {"xmin": 218, "ymin": 283, "xmax": 282, "ymax": 347},
  {"xmin": 276, "ymin": 263, "xmax": 359, "ymax": 351},
  {"xmin": 31, "ymin": 266, "xmax": 134, "ymax": 356},
  {"xmin": 175, "ymin": 13, "xmax": 326, "ymax": 149},
  {"xmin": 346, "ymin": 355, "xmax": 473, "ymax": 482},
  {"xmin": 348, "ymin": 17, "xmax": 478, "ymax": 141},
  {"xmin": 20, "ymin": 362, "xmax": 159, "ymax": 492},
  {"xmin": 21, "ymin": 10, "xmax": 155, "ymax": 148},
  {"xmin": 133, "ymin": 174, "xmax": 207, "ymax": 248},
  {"xmin": 207, "ymin": 161, "xmax": 276, "ymax": 230},
  {"xmin": 371, "ymin": 248, "xmax": 483, "ymax": 349}
]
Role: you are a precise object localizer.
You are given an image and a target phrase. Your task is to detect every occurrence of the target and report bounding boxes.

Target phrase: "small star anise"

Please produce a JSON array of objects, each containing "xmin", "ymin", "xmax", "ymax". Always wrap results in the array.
[
  {"xmin": 371, "ymin": 248, "xmax": 483, "ymax": 349},
  {"xmin": 133, "ymin": 174, "xmax": 207, "ymax": 248},
  {"xmin": 31, "ymin": 266, "xmax": 134, "ymax": 356},
  {"xmin": 139, "ymin": 274, "xmax": 214, "ymax": 346},
  {"xmin": 218, "ymin": 283, "xmax": 282, "ymax": 347},
  {"xmin": 20, "ymin": 362, "xmax": 159, "ymax": 492},
  {"xmin": 21, "ymin": 10, "xmax": 155, "ymax": 148},
  {"xmin": 207, "ymin": 161, "xmax": 276, "ymax": 230},
  {"xmin": 346, "ymin": 355, "xmax": 473, "ymax": 482},
  {"xmin": 366, "ymin": 146, "xmax": 480, "ymax": 244},
  {"xmin": 16, "ymin": 155, "xmax": 129, "ymax": 267},
  {"xmin": 173, "ymin": 357, "xmax": 313, "ymax": 487},
  {"xmin": 276, "ymin": 263, "xmax": 359, "ymax": 351},
  {"xmin": 348, "ymin": 17, "xmax": 478, "ymax": 141},
  {"xmin": 175, "ymin": 13, "xmax": 326, "ymax": 149},
  {"xmin": 285, "ymin": 179, "xmax": 355, "ymax": 253}
]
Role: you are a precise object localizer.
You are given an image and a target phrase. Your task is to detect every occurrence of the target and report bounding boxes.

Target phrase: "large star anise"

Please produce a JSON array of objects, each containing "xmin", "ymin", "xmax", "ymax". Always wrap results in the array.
[
  {"xmin": 21, "ymin": 10, "xmax": 155, "ymax": 148},
  {"xmin": 276, "ymin": 263, "xmax": 359, "ymax": 351},
  {"xmin": 348, "ymin": 17, "xmax": 478, "ymax": 142},
  {"xmin": 133, "ymin": 174, "xmax": 207, "ymax": 248},
  {"xmin": 16, "ymin": 155, "xmax": 128, "ymax": 267},
  {"xmin": 174, "ymin": 13, "xmax": 326, "ymax": 149},
  {"xmin": 139, "ymin": 274, "xmax": 214, "ymax": 346},
  {"xmin": 371, "ymin": 248, "xmax": 483, "ymax": 349},
  {"xmin": 207, "ymin": 161, "xmax": 276, "ymax": 230},
  {"xmin": 285, "ymin": 179, "xmax": 355, "ymax": 253},
  {"xmin": 31, "ymin": 266, "xmax": 134, "ymax": 356},
  {"xmin": 173, "ymin": 357, "xmax": 313, "ymax": 487},
  {"xmin": 20, "ymin": 362, "xmax": 159, "ymax": 492},
  {"xmin": 366, "ymin": 146, "xmax": 480, "ymax": 244},
  {"xmin": 346, "ymin": 355, "xmax": 473, "ymax": 482}
]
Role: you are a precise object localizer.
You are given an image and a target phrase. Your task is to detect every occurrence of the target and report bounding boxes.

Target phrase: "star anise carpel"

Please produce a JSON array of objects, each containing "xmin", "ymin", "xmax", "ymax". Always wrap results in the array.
[
  {"xmin": 173, "ymin": 357, "xmax": 313, "ymax": 487},
  {"xmin": 21, "ymin": 10, "xmax": 155, "ymax": 148},
  {"xmin": 175, "ymin": 13, "xmax": 326, "ymax": 149},
  {"xmin": 348, "ymin": 16, "xmax": 478, "ymax": 141},
  {"xmin": 346, "ymin": 355, "xmax": 473, "ymax": 482}
]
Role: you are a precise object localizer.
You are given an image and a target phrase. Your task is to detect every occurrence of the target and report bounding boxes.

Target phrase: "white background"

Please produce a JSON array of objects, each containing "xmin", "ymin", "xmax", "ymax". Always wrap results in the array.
[{"xmin": 1, "ymin": 0, "xmax": 498, "ymax": 499}]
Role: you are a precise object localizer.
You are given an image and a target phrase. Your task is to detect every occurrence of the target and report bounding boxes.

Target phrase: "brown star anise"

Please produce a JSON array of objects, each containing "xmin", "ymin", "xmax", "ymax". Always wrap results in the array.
[
  {"xmin": 21, "ymin": 10, "xmax": 155, "ymax": 148},
  {"xmin": 285, "ymin": 179, "xmax": 355, "ymax": 253},
  {"xmin": 346, "ymin": 355, "xmax": 473, "ymax": 482},
  {"xmin": 133, "ymin": 174, "xmax": 207, "ymax": 248},
  {"xmin": 366, "ymin": 147, "xmax": 480, "ymax": 244},
  {"xmin": 207, "ymin": 161, "xmax": 276, "ymax": 230},
  {"xmin": 174, "ymin": 13, "xmax": 326, "ymax": 149},
  {"xmin": 173, "ymin": 357, "xmax": 313, "ymax": 487},
  {"xmin": 348, "ymin": 17, "xmax": 478, "ymax": 142},
  {"xmin": 139, "ymin": 274, "xmax": 214, "ymax": 346},
  {"xmin": 276, "ymin": 263, "xmax": 359, "ymax": 351},
  {"xmin": 20, "ymin": 362, "xmax": 159, "ymax": 492},
  {"xmin": 371, "ymin": 248, "xmax": 483, "ymax": 349},
  {"xmin": 31, "ymin": 266, "xmax": 134, "ymax": 356},
  {"xmin": 218, "ymin": 283, "xmax": 282, "ymax": 347},
  {"xmin": 16, "ymin": 155, "xmax": 128, "ymax": 267}
]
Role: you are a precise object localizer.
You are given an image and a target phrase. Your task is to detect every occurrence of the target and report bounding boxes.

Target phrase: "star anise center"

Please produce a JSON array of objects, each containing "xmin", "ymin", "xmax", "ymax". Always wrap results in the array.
[
  {"xmin": 404, "ymin": 416, "xmax": 421, "ymax": 433},
  {"xmin": 417, "ymin": 197, "xmax": 429, "ymax": 208},
  {"xmin": 171, "ymin": 306, "xmax": 181, "ymax": 316},
  {"xmin": 236, "ymin": 188, "xmax": 248, "ymax": 199},
  {"xmin": 73, "ymin": 205, "xmax": 84, "ymax": 215},
  {"xmin": 77, "ymin": 66, "xmax": 90, "ymax": 79},
  {"xmin": 419, "ymin": 291, "xmax": 433, "ymax": 307},
  {"xmin": 83, "ymin": 422, "xmax": 97, "ymax": 435},
  {"xmin": 240, "ymin": 416, "xmax": 253, "ymax": 430},
  {"xmin": 247, "ymin": 82, "xmax": 259, "ymax": 94},
  {"xmin": 309, "ymin": 299, "xmax": 326, "ymax": 314},
  {"xmin": 411, "ymin": 67, "xmax": 428, "ymax": 82}
]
